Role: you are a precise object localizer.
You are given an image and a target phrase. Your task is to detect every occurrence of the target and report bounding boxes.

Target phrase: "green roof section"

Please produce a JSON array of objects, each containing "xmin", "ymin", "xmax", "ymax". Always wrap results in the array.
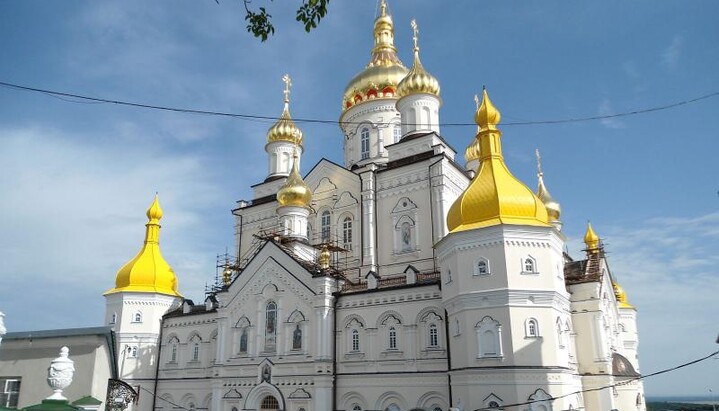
[
  {"xmin": 70, "ymin": 397, "xmax": 102, "ymax": 407},
  {"xmin": 22, "ymin": 399, "xmax": 82, "ymax": 411}
]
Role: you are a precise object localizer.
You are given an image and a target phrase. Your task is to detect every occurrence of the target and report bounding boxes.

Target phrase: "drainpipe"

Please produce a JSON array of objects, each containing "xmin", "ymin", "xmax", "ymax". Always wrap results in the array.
[
  {"xmin": 152, "ymin": 319, "xmax": 165, "ymax": 411},
  {"xmin": 444, "ymin": 309, "xmax": 453, "ymax": 408}
]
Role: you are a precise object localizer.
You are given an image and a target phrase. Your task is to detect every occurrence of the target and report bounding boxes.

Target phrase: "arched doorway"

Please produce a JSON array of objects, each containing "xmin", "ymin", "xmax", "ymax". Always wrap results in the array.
[{"xmin": 260, "ymin": 396, "xmax": 280, "ymax": 410}]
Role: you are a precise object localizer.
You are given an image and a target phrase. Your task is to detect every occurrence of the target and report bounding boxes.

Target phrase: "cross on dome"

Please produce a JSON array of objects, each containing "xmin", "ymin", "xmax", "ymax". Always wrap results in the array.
[
  {"xmin": 411, "ymin": 19, "xmax": 419, "ymax": 51},
  {"xmin": 536, "ymin": 148, "xmax": 544, "ymax": 177},
  {"xmin": 282, "ymin": 73, "xmax": 292, "ymax": 105}
]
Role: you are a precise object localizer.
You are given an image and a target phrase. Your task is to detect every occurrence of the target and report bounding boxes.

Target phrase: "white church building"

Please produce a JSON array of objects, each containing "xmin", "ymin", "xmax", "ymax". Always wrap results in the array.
[{"xmin": 3, "ymin": 2, "xmax": 647, "ymax": 411}]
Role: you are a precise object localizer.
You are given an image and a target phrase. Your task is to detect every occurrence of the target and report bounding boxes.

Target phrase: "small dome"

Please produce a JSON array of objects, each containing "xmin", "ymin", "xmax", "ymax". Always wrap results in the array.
[
  {"xmin": 342, "ymin": 0, "xmax": 407, "ymax": 112},
  {"xmin": 612, "ymin": 281, "xmax": 634, "ymax": 309},
  {"xmin": 319, "ymin": 245, "xmax": 331, "ymax": 269},
  {"xmin": 105, "ymin": 195, "xmax": 181, "ymax": 297},
  {"xmin": 447, "ymin": 89, "xmax": 549, "ymax": 232},
  {"xmin": 397, "ymin": 20, "xmax": 440, "ymax": 98},
  {"xmin": 584, "ymin": 222, "xmax": 600, "ymax": 251},
  {"xmin": 277, "ymin": 152, "xmax": 312, "ymax": 208},
  {"xmin": 537, "ymin": 175, "xmax": 561, "ymax": 222},
  {"xmin": 267, "ymin": 74, "xmax": 303, "ymax": 146}
]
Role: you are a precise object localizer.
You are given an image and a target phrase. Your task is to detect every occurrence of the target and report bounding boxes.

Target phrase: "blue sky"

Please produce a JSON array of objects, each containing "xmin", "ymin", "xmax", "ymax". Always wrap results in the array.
[{"xmin": 0, "ymin": 0, "xmax": 717, "ymax": 397}]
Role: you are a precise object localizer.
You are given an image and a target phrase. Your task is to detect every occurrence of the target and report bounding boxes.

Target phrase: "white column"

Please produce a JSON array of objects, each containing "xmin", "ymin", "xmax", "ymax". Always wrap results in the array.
[{"xmin": 360, "ymin": 168, "xmax": 377, "ymax": 272}]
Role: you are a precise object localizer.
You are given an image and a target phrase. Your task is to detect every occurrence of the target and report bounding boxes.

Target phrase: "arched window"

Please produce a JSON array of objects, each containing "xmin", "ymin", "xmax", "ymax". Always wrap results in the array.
[
  {"xmin": 239, "ymin": 329, "xmax": 248, "ymax": 353},
  {"xmin": 476, "ymin": 316, "xmax": 503, "ymax": 358},
  {"xmin": 351, "ymin": 329, "xmax": 360, "ymax": 352},
  {"xmin": 476, "ymin": 258, "xmax": 490, "ymax": 275},
  {"xmin": 526, "ymin": 318, "xmax": 539, "ymax": 338},
  {"xmin": 260, "ymin": 396, "xmax": 279, "ymax": 410},
  {"xmin": 192, "ymin": 341, "xmax": 200, "ymax": 361},
  {"xmin": 352, "ymin": 405, "xmax": 362, "ymax": 411},
  {"xmin": 360, "ymin": 128, "xmax": 370, "ymax": 159},
  {"xmin": 385, "ymin": 404, "xmax": 400, "ymax": 411},
  {"xmin": 321, "ymin": 211, "xmax": 331, "ymax": 242},
  {"xmin": 523, "ymin": 256, "xmax": 537, "ymax": 273},
  {"xmin": 393, "ymin": 124, "xmax": 401, "ymax": 143},
  {"xmin": 446, "ymin": 269, "xmax": 452, "ymax": 284},
  {"xmin": 110, "ymin": 313, "xmax": 117, "ymax": 324},
  {"xmin": 488, "ymin": 402, "xmax": 500, "ymax": 409},
  {"xmin": 342, "ymin": 216, "xmax": 353, "ymax": 250},
  {"xmin": 265, "ymin": 301, "xmax": 277, "ymax": 351},
  {"xmin": 388, "ymin": 326, "xmax": 397, "ymax": 350},
  {"xmin": 400, "ymin": 221, "xmax": 412, "ymax": 251},
  {"xmin": 292, "ymin": 324, "xmax": 302, "ymax": 350},
  {"xmin": 132, "ymin": 312, "xmax": 142, "ymax": 323},
  {"xmin": 169, "ymin": 337, "xmax": 179, "ymax": 363},
  {"xmin": 429, "ymin": 323, "xmax": 439, "ymax": 347}
]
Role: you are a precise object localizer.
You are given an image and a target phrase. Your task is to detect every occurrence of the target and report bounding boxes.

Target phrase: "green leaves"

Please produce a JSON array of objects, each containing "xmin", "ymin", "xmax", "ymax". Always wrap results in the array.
[
  {"xmin": 236, "ymin": 0, "xmax": 330, "ymax": 41},
  {"xmin": 296, "ymin": 0, "xmax": 329, "ymax": 33}
]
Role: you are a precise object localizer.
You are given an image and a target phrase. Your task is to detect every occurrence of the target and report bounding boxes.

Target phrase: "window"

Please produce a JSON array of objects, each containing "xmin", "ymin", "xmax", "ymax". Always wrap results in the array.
[
  {"xmin": 476, "ymin": 258, "xmax": 490, "ymax": 275},
  {"xmin": 446, "ymin": 269, "xmax": 452, "ymax": 284},
  {"xmin": 260, "ymin": 396, "xmax": 280, "ymax": 410},
  {"xmin": 393, "ymin": 124, "xmax": 401, "ymax": 143},
  {"xmin": 352, "ymin": 405, "xmax": 362, "ymax": 411},
  {"xmin": 132, "ymin": 312, "xmax": 142, "ymax": 323},
  {"xmin": 292, "ymin": 324, "xmax": 302, "ymax": 350},
  {"xmin": 1, "ymin": 378, "xmax": 20, "ymax": 408},
  {"xmin": 388, "ymin": 326, "xmax": 397, "ymax": 350},
  {"xmin": 321, "ymin": 211, "xmax": 331, "ymax": 242},
  {"xmin": 454, "ymin": 319, "xmax": 460, "ymax": 336},
  {"xmin": 351, "ymin": 329, "xmax": 360, "ymax": 352},
  {"xmin": 265, "ymin": 301, "xmax": 278, "ymax": 351},
  {"xmin": 488, "ymin": 402, "xmax": 500, "ymax": 409},
  {"xmin": 360, "ymin": 128, "xmax": 370, "ymax": 159},
  {"xmin": 128, "ymin": 345, "xmax": 138, "ymax": 358},
  {"xmin": 429, "ymin": 323, "xmax": 439, "ymax": 347},
  {"xmin": 110, "ymin": 313, "xmax": 117, "ymax": 324},
  {"xmin": 523, "ymin": 257, "xmax": 537, "ymax": 273},
  {"xmin": 342, "ymin": 217, "xmax": 353, "ymax": 250},
  {"xmin": 239, "ymin": 329, "xmax": 248, "ymax": 353},
  {"xmin": 400, "ymin": 221, "xmax": 412, "ymax": 251},
  {"xmin": 526, "ymin": 318, "xmax": 539, "ymax": 338},
  {"xmin": 169, "ymin": 338, "xmax": 179, "ymax": 363},
  {"xmin": 192, "ymin": 342, "xmax": 200, "ymax": 361}
]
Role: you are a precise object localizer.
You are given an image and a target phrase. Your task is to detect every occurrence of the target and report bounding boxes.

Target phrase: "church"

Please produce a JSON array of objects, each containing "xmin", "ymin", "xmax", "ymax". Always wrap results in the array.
[{"xmin": 17, "ymin": 2, "xmax": 647, "ymax": 411}]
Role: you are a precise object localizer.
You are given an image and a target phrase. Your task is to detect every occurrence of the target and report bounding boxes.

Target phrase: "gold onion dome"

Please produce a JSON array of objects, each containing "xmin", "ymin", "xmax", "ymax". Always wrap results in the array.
[
  {"xmin": 397, "ymin": 20, "xmax": 440, "ymax": 98},
  {"xmin": 342, "ymin": 0, "xmax": 408, "ymax": 111},
  {"xmin": 319, "ymin": 245, "xmax": 331, "ymax": 269},
  {"xmin": 267, "ymin": 74, "xmax": 303, "ymax": 146},
  {"xmin": 584, "ymin": 222, "xmax": 600, "ymax": 251},
  {"xmin": 447, "ymin": 89, "xmax": 549, "ymax": 232},
  {"xmin": 277, "ymin": 150, "xmax": 312, "ymax": 208},
  {"xmin": 105, "ymin": 194, "xmax": 182, "ymax": 297},
  {"xmin": 535, "ymin": 149, "xmax": 561, "ymax": 222},
  {"xmin": 612, "ymin": 281, "xmax": 635, "ymax": 309}
]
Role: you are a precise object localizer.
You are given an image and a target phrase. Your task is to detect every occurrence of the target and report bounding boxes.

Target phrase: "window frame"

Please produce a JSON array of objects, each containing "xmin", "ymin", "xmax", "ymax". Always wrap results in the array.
[
  {"xmin": 360, "ymin": 127, "xmax": 370, "ymax": 160},
  {"xmin": 475, "ymin": 257, "xmax": 490, "ymax": 276},
  {"xmin": 525, "ymin": 318, "xmax": 540, "ymax": 338},
  {"xmin": 320, "ymin": 210, "xmax": 332, "ymax": 242},
  {"xmin": 342, "ymin": 216, "xmax": 353, "ymax": 250},
  {"xmin": 351, "ymin": 329, "xmax": 360, "ymax": 352}
]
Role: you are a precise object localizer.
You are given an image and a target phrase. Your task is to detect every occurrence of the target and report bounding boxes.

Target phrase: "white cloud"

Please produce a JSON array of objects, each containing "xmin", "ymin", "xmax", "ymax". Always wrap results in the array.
[
  {"xmin": 0, "ymin": 127, "xmax": 229, "ymax": 331},
  {"xmin": 598, "ymin": 98, "xmax": 625, "ymax": 129},
  {"xmin": 661, "ymin": 35, "xmax": 683, "ymax": 69}
]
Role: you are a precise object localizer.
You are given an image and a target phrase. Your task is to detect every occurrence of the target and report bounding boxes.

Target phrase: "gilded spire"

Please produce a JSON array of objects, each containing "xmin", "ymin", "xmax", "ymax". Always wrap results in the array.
[
  {"xmin": 584, "ymin": 222, "xmax": 600, "ymax": 252},
  {"xmin": 105, "ymin": 195, "xmax": 182, "ymax": 297},
  {"xmin": 267, "ymin": 74, "xmax": 303, "ymax": 146},
  {"xmin": 397, "ymin": 19, "xmax": 440, "ymax": 98},
  {"xmin": 342, "ymin": 1, "xmax": 407, "ymax": 111},
  {"xmin": 277, "ymin": 147, "xmax": 313, "ymax": 208},
  {"xmin": 535, "ymin": 149, "xmax": 561, "ymax": 223},
  {"xmin": 447, "ymin": 88, "xmax": 549, "ymax": 232}
]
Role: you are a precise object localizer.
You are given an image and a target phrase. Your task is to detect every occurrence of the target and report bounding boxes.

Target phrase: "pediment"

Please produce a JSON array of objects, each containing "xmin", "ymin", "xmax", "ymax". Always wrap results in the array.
[{"xmin": 333, "ymin": 191, "xmax": 358, "ymax": 208}]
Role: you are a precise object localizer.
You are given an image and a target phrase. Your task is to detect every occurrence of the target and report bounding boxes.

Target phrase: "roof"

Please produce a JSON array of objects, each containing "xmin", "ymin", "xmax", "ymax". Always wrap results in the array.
[
  {"xmin": 4, "ymin": 326, "xmax": 113, "ymax": 340},
  {"xmin": 71, "ymin": 396, "xmax": 103, "ymax": 406},
  {"xmin": 23, "ymin": 399, "xmax": 83, "ymax": 411},
  {"xmin": 612, "ymin": 352, "xmax": 640, "ymax": 377}
]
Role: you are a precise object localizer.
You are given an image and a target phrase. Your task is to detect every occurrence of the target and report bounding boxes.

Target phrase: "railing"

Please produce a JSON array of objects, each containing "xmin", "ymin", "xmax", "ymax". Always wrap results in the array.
[
  {"xmin": 417, "ymin": 271, "xmax": 441, "ymax": 283},
  {"xmin": 377, "ymin": 276, "xmax": 407, "ymax": 287},
  {"xmin": 341, "ymin": 282, "xmax": 368, "ymax": 292}
]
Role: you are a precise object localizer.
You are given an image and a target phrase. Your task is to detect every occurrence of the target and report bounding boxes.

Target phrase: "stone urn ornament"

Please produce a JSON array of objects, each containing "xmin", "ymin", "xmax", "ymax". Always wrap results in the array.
[{"xmin": 47, "ymin": 346, "xmax": 75, "ymax": 400}]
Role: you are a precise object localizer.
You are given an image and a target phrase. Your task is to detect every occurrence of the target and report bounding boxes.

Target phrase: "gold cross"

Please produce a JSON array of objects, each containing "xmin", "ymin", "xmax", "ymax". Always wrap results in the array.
[
  {"xmin": 282, "ymin": 73, "xmax": 292, "ymax": 103},
  {"xmin": 411, "ymin": 19, "xmax": 419, "ymax": 51},
  {"xmin": 474, "ymin": 94, "xmax": 480, "ymax": 110}
]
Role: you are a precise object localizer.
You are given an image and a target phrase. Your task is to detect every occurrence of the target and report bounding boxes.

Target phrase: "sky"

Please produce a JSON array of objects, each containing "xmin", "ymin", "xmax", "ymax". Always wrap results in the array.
[{"xmin": 0, "ymin": 0, "xmax": 718, "ymax": 398}]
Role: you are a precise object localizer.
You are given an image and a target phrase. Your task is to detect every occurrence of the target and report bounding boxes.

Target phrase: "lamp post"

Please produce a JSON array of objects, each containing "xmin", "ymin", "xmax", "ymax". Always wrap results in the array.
[{"xmin": 709, "ymin": 388, "xmax": 716, "ymax": 411}]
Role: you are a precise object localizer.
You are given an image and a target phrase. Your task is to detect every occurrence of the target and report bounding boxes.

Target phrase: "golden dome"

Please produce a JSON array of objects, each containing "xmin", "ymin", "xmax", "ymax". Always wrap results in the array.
[
  {"xmin": 447, "ymin": 89, "xmax": 549, "ymax": 232},
  {"xmin": 584, "ymin": 222, "xmax": 600, "ymax": 251},
  {"xmin": 397, "ymin": 20, "xmax": 440, "ymax": 98},
  {"xmin": 535, "ymin": 149, "xmax": 561, "ymax": 222},
  {"xmin": 104, "ymin": 195, "xmax": 182, "ymax": 297},
  {"xmin": 277, "ymin": 150, "xmax": 312, "ymax": 208},
  {"xmin": 267, "ymin": 74, "xmax": 303, "ymax": 146},
  {"xmin": 342, "ymin": 0, "xmax": 408, "ymax": 112},
  {"xmin": 612, "ymin": 281, "xmax": 635, "ymax": 309}
]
